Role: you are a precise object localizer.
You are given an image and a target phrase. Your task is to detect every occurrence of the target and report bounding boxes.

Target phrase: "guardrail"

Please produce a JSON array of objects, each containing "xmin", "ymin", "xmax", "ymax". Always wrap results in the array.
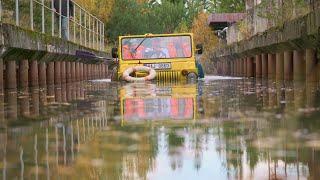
[{"xmin": 0, "ymin": 0, "xmax": 105, "ymax": 51}]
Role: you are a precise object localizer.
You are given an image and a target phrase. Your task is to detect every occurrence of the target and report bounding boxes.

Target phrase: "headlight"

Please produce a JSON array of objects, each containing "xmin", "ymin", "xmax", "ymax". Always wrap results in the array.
[{"xmin": 187, "ymin": 72, "xmax": 197, "ymax": 80}]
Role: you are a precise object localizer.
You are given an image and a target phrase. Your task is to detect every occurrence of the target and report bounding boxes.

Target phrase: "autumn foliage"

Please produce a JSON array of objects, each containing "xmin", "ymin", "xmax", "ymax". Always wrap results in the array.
[
  {"xmin": 75, "ymin": 0, "xmax": 115, "ymax": 23},
  {"xmin": 191, "ymin": 13, "xmax": 218, "ymax": 61}
]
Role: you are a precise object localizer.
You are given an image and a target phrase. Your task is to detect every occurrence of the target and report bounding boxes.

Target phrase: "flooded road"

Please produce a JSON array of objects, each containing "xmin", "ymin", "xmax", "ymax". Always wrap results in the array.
[{"xmin": 1, "ymin": 77, "xmax": 320, "ymax": 179}]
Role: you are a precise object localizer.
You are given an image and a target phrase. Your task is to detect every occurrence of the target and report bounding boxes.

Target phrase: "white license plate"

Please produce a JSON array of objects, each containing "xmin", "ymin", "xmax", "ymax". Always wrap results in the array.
[{"xmin": 144, "ymin": 63, "xmax": 171, "ymax": 70}]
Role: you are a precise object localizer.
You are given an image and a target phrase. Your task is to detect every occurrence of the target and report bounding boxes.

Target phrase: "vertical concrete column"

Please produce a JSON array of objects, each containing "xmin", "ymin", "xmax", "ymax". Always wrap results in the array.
[
  {"xmin": 106, "ymin": 65, "xmax": 109, "ymax": 78},
  {"xmin": 256, "ymin": 55, "xmax": 262, "ymax": 78},
  {"xmin": 231, "ymin": 61, "xmax": 234, "ymax": 76},
  {"xmin": 29, "ymin": 61, "xmax": 38, "ymax": 87},
  {"xmin": 247, "ymin": 57, "xmax": 253, "ymax": 77},
  {"xmin": 97, "ymin": 64, "xmax": 101, "ymax": 78},
  {"xmin": 284, "ymin": 51, "xmax": 293, "ymax": 80},
  {"xmin": 30, "ymin": 88, "xmax": 39, "ymax": 116},
  {"xmin": 19, "ymin": 60, "xmax": 29, "ymax": 88},
  {"xmin": 234, "ymin": 61, "xmax": 237, "ymax": 76},
  {"xmin": 293, "ymin": 50, "xmax": 306, "ymax": 81},
  {"xmin": 91, "ymin": 64, "xmax": 94, "ymax": 78},
  {"xmin": 71, "ymin": 62, "xmax": 76, "ymax": 82},
  {"xmin": 38, "ymin": 62, "xmax": 46, "ymax": 87},
  {"xmin": 54, "ymin": 61, "xmax": 61, "ymax": 85},
  {"xmin": 19, "ymin": 88, "xmax": 30, "ymax": 117},
  {"xmin": 0, "ymin": 59, "xmax": 3, "ymax": 90},
  {"xmin": 242, "ymin": 58, "xmax": 245, "ymax": 77},
  {"xmin": 75, "ymin": 62, "xmax": 80, "ymax": 81},
  {"xmin": 268, "ymin": 54, "xmax": 276, "ymax": 79},
  {"xmin": 237, "ymin": 59, "xmax": 241, "ymax": 76},
  {"xmin": 239, "ymin": 59, "xmax": 243, "ymax": 76},
  {"xmin": 101, "ymin": 64, "xmax": 105, "ymax": 78},
  {"xmin": 94, "ymin": 64, "xmax": 98, "ymax": 78},
  {"xmin": 47, "ymin": 62, "xmax": 55, "ymax": 85},
  {"xmin": 92, "ymin": 64, "xmax": 95, "ymax": 79},
  {"xmin": 262, "ymin": 54, "xmax": 268, "ymax": 78},
  {"xmin": 221, "ymin": 61, "xmax": 224, "ymax": 75},
  {"xmin": 88, "ymin": 64, "xmax": 91, "ymax": 79},
  {"xmin": 7, "ymin": 90, "xmax": 17, "ymax": 119},
  {"xmin": 234, "ymin": 60, "xmax": 238, "ymax": 76},
  {"xmin": 80, "ymin": 63, "xmax": 84, "ymax": 81},
  {"xmin": 83, "ymin": 64, "xmax": 87, "ymax": 80},
  {"xmin": 61, "ymin": 61, "xmax": 66, "ymax": 84},
  {"xmin": 6, "ymin": 61, "xmax": 17, "ymax": 89},
  {"xmin": 305, "ymin": 48, "xmax": 317, "ymax": 82},
  {"xmin": 276, "ymin": 52, "xmax": 284, "ymax": 82},
  {"xmin": 101, "ymin": 64, "xmax": 104, "ymax": 78},
  {"xmin": 66, "ymin": 61, "xmax": 72, "ymax": 83}
]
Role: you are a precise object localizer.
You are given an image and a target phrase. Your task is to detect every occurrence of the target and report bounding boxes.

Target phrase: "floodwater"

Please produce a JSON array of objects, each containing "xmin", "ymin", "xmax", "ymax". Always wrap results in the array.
[{"xmin": 1, "ymin": 77, "xmax": 320, "ymax": 180}]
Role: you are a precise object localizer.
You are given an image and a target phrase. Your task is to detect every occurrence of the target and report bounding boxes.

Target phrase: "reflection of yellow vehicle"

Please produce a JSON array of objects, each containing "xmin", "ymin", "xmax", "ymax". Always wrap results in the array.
[
  {"xmin": 111, "ymin": 33, "xmax": 203, "ymax": 82},
  {"xmin": 119, "ymin": 83, "xmax": 197, "ymax": 125}
]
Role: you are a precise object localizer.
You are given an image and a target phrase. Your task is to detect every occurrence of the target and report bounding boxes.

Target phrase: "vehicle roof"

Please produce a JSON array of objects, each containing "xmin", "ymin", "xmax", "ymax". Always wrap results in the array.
[{"xmin": 119, "ymin": 33, "xmax": 193, "ymax": 39}]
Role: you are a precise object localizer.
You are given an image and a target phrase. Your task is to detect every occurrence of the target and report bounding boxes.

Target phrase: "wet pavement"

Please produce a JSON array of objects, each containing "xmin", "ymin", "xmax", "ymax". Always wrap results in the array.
[{"xmin": 1, "ymin": 77, "xmax": 320, "ymax": 179}]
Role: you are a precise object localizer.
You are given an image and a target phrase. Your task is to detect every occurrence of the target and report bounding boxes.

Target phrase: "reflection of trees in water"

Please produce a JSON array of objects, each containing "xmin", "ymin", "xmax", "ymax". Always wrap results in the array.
[
  {"xmin": 92, "ymin": 126, "xmax": 158, "ymax": 180},
  {"xmin": 204, "ymin": 79, "xmax": 320, "ymax": 179},
  {"xmin": 167, "ymin": 127, "xmax": 185, "ymax": 171}
]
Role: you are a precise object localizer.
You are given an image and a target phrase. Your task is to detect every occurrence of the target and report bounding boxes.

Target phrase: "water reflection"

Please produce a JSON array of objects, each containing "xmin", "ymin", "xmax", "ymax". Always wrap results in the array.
[
  {"xmin": 1, "ymin": 79, "xmax": 320, "ymax": 179},
  {"xmin": 0, "ymin": 82, "xmax": 112, "ymax": 179},
  {"xmin": 120, "ymin": 83, "xmax": 197, "ymax": 123}
]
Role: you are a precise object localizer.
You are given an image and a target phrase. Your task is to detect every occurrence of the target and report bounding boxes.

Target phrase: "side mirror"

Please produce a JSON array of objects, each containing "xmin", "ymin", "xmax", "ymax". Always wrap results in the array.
[
  {"xmin": 111, "ymin": 47, "xmax": 118, "ymax": 58},
  {"xmin": 196, "ymin": 44, "xmax": 203, "ymax": 55}
]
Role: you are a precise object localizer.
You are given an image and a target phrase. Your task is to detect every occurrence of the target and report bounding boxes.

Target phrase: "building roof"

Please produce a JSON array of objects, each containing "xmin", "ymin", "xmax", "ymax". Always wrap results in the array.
[{"xmin": 208, "ymin": 13, "xmax": 246, "ymax": 25}]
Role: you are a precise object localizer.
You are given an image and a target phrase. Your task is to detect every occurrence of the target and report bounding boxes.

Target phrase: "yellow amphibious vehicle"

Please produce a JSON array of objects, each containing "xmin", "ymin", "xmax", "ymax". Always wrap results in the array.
[{"xmin": 111, "ymin": 33, "xmax": 204, "ymax": 82}]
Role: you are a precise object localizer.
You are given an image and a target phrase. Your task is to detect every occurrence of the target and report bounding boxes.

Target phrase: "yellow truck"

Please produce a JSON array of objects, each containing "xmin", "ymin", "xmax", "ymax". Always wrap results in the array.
[{"xmin": 111, "ymin": 33, "xmax": 204, "ymax": 82}]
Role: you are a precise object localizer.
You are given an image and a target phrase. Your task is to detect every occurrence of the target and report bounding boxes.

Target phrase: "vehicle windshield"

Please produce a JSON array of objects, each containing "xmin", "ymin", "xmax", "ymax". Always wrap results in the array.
[{"xmin": 121, "ymin": 36, "xmax": 192, "ymax": 60}]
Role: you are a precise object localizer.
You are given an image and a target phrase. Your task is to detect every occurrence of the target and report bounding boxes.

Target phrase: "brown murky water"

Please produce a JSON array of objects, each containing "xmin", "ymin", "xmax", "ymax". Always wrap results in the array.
[{"xmin": 1, "ymin": 77, "xmax": 320, "ymax": 179}]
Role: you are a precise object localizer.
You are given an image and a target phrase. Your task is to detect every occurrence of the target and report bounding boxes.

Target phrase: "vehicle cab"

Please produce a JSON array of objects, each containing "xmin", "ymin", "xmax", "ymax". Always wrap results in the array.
[{"xmin": 111, "ymin": 33, "xmax": 203, "ymax": 81}]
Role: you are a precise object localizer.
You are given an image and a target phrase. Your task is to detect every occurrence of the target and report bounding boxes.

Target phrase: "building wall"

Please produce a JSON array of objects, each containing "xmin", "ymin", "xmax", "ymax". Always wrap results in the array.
[{"xmin": 227, "ymin": 0, "xmax": 315, "ymax": 45}]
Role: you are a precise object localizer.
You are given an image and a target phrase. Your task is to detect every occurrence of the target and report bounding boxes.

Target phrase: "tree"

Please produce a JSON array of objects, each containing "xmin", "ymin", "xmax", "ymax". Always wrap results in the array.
[
  {"xmin": 210, "ymin": 0, "xmax": 246, "ymax": 13},
  {"xmin": 76, "ymin": 0, "xmax": 115, "ymax": 23},
  {"xmin": 191, "ymin": 12, "xmax": 218, "ymax": 59},
  {"xmin": 106, "ymin": 0, "xmax": 187, "ymax": 42}
]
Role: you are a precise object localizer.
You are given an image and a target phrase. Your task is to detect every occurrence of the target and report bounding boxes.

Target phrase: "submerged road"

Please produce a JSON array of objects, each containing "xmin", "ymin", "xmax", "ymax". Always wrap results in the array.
[{"xmin": 0, "ymin": 76, "xmax": 320, "ymax": 179}]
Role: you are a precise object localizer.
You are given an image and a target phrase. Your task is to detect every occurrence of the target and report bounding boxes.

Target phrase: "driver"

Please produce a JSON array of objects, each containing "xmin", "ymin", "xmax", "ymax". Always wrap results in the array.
[{"xmin": 122, "ymin": 39, "xmax": 145, "ymax": 60}]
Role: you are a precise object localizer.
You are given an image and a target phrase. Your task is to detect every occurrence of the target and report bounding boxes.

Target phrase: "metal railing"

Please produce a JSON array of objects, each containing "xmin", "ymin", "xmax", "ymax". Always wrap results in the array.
[{"xmin": 0, "ymin": 0, "xmax": 105, "ymax": 51}]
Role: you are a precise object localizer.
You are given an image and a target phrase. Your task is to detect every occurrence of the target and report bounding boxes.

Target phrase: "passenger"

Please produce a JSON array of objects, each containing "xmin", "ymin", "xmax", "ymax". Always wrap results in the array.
[
  {"xmin": 182, "ymin": 42, "xmax": 191, "ymax": 57},
  {"xmin": 167, "ymin": 42, "xmax": 177, "ymax": 58},
  {"xmin": 149, "ymin": 38, "xmax": 168, "ymax": 58}
]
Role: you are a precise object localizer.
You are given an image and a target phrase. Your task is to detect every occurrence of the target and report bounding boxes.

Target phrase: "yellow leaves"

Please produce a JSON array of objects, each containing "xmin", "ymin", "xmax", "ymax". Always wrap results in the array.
[
  {"xmin": 75, "ymin": 0, "xmax": 115, "ymax": 23},
  {"xmin": 191, "ymin": 12, "xmax": 218, "ymax": 61}
]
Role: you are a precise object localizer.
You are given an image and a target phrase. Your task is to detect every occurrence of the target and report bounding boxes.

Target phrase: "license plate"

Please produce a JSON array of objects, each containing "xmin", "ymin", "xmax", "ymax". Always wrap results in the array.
[{"xmin": 144, "ymin": 63, "xmax": 171, "ymax": 70}]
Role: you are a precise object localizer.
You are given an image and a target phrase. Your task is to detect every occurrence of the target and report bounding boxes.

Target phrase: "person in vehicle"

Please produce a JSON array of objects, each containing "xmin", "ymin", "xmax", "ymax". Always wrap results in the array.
[
  {"xmin": 145, "ymin": 38, "xmax": 168, "ymax": 58},
  {"xmin": 167, "ymin": 41, "xmax": 177, "ymax": 58},
  {"xmin": 182, "ymin": 42, "xmax": 191, "ymax": 57},
  {"xmin": 122, "ymin": 41, "xmax": 133, "ymax": 59}
]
